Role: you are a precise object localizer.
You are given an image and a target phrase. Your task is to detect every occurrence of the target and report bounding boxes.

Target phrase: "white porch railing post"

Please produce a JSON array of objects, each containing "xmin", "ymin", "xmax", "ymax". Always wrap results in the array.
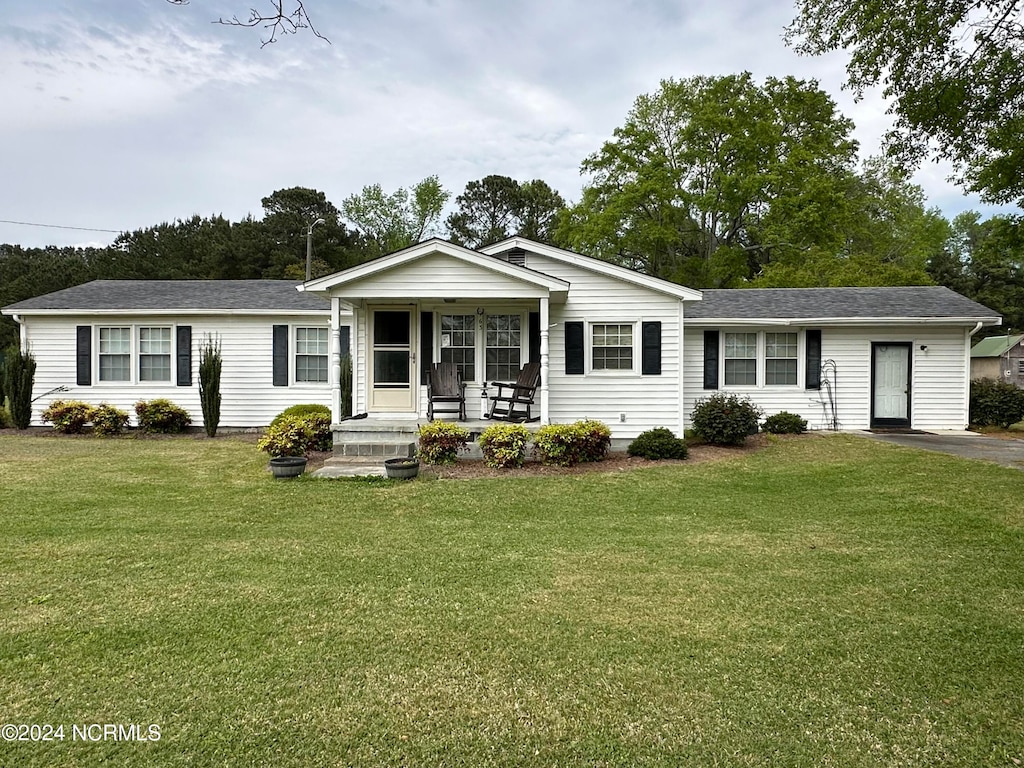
[
  {"xmin": 540, "ymin": 296, "xmax": 550, "ymax": 424},
  {"xmin": 330, "ymin": 296, "xmax": 342, "ymax": 425}
]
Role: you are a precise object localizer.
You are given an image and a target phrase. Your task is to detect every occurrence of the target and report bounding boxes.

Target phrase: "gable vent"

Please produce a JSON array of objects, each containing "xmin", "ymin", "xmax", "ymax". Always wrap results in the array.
[{"xmin": 502, "ymin": 247, "xmax": 527, "ymax": 267}]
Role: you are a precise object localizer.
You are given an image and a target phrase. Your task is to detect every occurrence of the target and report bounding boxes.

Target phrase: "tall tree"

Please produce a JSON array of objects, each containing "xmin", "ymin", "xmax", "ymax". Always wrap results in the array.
[
  {"xmin": 556, "ymin": 74, "xmax": 858, "ymax": 287},
  {"xmin": 260, "ymin": 187, "xmax": 362, "ymax": 278},
  {"xmin": 341, "ymin": 176, "xmax": 449, "ymax": 258},
  {"xmin": 447, "ymin": 175, "xmax": 566, "ymax": 249},
  {"xmin": 787, "ymin": 0, "xmax": 1024, "ymax": 205}
]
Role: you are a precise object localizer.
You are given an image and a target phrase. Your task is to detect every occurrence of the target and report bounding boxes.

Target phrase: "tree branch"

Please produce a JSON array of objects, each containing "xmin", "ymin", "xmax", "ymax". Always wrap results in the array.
[{"xmin": 166, "ymin": 0, "xmax": 330, "ymax": 47}]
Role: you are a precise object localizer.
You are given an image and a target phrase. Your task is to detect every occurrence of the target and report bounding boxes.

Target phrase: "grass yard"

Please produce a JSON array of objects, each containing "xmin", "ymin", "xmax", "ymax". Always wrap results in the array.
[{"xmin": 1, "ymin": 433, "xmax": 1022, "ymax": 766}]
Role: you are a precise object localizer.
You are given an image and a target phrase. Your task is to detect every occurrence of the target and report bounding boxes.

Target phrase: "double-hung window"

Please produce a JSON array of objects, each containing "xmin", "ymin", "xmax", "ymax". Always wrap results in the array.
[
  {"xmin": 295, "ymin": 327, "xmax": 329, "ymax": 383},
  {"xmin": 485, "ymin": 314, "xmax": 521, "ymax": 381},
  {"xmin": 592, "ymin": 323, "xmax": 633, "ymax": 371},
  {"xmin": 723, "ymin": 332, "xmax": 757, "ymax": 386},
  {"xmin": 765, "ymin": 332, "xmax": 798, "ymax": 386},
  {"xmin": 98, "ymin": 327, "xmax": 132, "ymax": 382},
  {"xmin": 139, "ymin": 327, "xmax": 172, "ymax": 382},
  {"xmin": 440, "ymin": 314, "xmax": 476, "ymax": 383}
]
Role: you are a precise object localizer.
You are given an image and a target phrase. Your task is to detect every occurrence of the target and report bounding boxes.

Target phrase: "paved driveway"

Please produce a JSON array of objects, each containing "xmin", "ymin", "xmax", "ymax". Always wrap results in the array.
[{"xmin": 858, "ymin": 431, "xmax": 1024, "ymax": 470}]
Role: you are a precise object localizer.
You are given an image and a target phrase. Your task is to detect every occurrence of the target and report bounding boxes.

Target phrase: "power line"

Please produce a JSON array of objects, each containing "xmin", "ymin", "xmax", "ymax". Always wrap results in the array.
[{"xmin": 0, "ymin": 218, "xmax": 122, "ymax": 234}]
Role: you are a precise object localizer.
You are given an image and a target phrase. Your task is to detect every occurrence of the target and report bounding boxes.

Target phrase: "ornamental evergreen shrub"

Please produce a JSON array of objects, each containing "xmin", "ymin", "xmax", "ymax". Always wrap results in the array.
[
  {"xmin": 91, "ymin": 403, "xmax": 130, "ymax": 436},
  {"xmin": 690, "ymin": 393, "xmax": 762, "ymax": 446},
  {"xmin": 340, "ymin": 354, "xmax": 353, "ymax": 419},
  {"xmin": 417, "ymin": 421, "xmax": 470, "ymax": 465},
  {"xmin": 134, "ymin": 398, "xmax": 191, "ymax": 433},
  {"xmin": 627, "ymin": 427, "xmax": 688, "ymax": 460},
  {"xmin": 257, "ymin": 416, "xmax": 313, "ymax": 457},
  {"xmin": 969, "ymin": 378, "xmax": 1024, "ymax": 429},
  {"xmin": 533, "ymin": 420, "xmax": 612, "ymax": 466},
  {"xmin": 270, "ymin": 403, "xmax": 331, "ymax": 427},
  {"xmin": 3, "ymin": 345, "xmax": 36, "ymax": 429},
  {"xmin": 303, "ymin": 412, "xmax": 333, "ymax": 452},
  {"xmin": 41, "ymin": 399, "xmax": 95, "ymax": 434},
  {"xmin": 761, "ymin": 411, "xmax": 808, "ymax": 435},
  {"xmin": 198, "ymin": 336, "xmax": 222, "ymax": 438},
  {"xmin": 478, "ymin": 423, "xmax": 530, "ymax": 468}
]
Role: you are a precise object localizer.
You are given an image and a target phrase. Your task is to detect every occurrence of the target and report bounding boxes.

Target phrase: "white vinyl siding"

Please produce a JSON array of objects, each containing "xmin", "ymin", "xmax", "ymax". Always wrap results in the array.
[
  {"xmin": 98, "ymin": 327, "xmax": 131, "ymax": 382},
  {"xmin": 295, "ymin": 327, "xmax": 329, "ymax": 383},
  {"xmin": 138, "ymin": 327, "xmax": 172, "ymax": 382}
]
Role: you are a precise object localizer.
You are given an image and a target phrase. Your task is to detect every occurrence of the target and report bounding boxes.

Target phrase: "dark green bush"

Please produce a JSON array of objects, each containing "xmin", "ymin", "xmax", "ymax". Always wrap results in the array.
[
  {"xmin": 134, "ymin": 398, "xmax": 191, "ymax": 433},
  {"xmin": 417, "ymin": 421, "xmax": 470, "ymax": 465},
  {"xmin": 198, "ymin": 337, "xmax": 222, "ymax": 438},
  {"xmin": 41, "ymin": 399, "xmax": 95, "ymax": 434},
  {"xmin": 303, "ymin": 412, "xmax": 333, "ymax": 452},
  {"xmin": 92, "ymin": 403, "xmax": 130, "ymax": 436},
  {"xmin": 762, "ymin": 411, "xmax": 808, "ymax": 435},
  {"xmin": 270, "ymin": 403, "xmax": 331, "ymax": 427},
  {"xmin": 969, "ymin": 378, "xmax": 1024, "ymax": 429},
  {"xmin": 690, "ymin": 393, "xmax": 762, "ymax": 446},
  {"xmin": 627, "ymin": 427, "xmax": 688, "ymax": 460},
  {"xmin": 478, "ymin": 423, "xmax": 530, "ymax": 468},
  {"xmin": 533, "ymin": 420, "xmax": 612, "ymax": 466},
  {"xmin": 3, "ymin": 345, "xmax": 36, "ymax": 429}
]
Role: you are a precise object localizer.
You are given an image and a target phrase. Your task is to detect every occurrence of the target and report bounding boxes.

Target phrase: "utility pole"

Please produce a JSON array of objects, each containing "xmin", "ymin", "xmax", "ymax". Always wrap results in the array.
[{"xmin": 305, "ymin": 218, "xmax": 326, "ymax": 281}]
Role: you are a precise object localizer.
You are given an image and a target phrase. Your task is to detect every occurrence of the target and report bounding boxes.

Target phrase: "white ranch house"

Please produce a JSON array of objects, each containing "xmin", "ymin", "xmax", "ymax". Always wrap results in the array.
[{"xmin": 2, "ymin": 238, "xmax": 1001, "ymax": 443}]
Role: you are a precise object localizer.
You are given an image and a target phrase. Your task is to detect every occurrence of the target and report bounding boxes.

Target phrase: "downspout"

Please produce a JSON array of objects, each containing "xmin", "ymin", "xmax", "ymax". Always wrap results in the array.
[
  {"xmin": 964, "ymin": 322, "xmax": 984, "ymax": 429},
  {"xmin": 13, "ymin": 313, "xmax": 26, "ymax": 349}
]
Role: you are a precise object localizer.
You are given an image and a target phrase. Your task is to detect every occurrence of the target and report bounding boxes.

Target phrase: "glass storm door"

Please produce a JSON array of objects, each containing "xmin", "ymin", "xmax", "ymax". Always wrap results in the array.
[
  {"xmin": 369, "ymin": 309, "xmax": 415, "ymax": 411},
  {"xmin": 872, "ymin": 343, "xmax": 911, "ymax": 427}
]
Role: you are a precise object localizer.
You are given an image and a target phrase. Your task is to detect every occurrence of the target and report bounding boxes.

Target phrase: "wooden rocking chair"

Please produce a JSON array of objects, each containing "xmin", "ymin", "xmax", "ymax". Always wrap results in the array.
[
  {"xmin": 427, "ymin": 362, "xmax": 466, "ymax": 421},
  {"xmin": 486, "ymin": 360, "xmax": 541, "ymax": 422}
]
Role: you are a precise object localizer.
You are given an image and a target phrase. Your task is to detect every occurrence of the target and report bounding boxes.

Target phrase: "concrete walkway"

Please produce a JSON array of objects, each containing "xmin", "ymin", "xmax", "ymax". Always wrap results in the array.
[{"xmin": 856, "ymin": 430, "xmax": 1024, "ymax": 470}]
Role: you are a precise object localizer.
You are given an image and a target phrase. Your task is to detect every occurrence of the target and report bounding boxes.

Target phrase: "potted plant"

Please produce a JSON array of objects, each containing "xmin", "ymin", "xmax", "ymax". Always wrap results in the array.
[
  {"xmin": 384, "ymin": 456, "xmax": 420, "ymax": 480},
  {"xmin": 256, "ymin": 417, "xmax": 312, "ymax": 479}
]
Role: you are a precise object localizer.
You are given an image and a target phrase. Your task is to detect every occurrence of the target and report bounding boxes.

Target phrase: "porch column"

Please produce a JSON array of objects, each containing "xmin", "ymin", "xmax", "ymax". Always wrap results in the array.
[
  {"xmin": 330, "ymin": 296, "xmax": 342, "ymax": 425},
  {"xmin": 540, "ymin": 296, "xmax": 550, "ymax": 424}
]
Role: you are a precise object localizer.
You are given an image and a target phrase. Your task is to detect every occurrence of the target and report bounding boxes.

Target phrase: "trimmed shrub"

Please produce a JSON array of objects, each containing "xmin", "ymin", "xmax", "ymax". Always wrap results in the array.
[
  {"xmin": 198, "ymin": 336, "xmax": 222, "ymax": 438},
  {"xmin": 533, "ymin": 420, "xmax": 612, "ymax": 466},
  {"xmin": 134, "ymin": 398, "xmax": 191, "ymax": 434},
  {"xmin": 970, "ymin": 378, "xmax": 1024, "ymax": 429},
  {"xmin": 270, "ymin": 403, "xmax": 331, "ymax": 427},
  {"xmin": 303, "ymin": 412, "xmax": 333, "ymax": 452},
  {"xmin": 92, "ymin": 403, "xmax": 130, "ymax": 436},
  {"xmin": 3, "ymin": 345, "xmax": 36, "ymax": 429},
  {"xmin": 41, "ymin": 399, "xmax": 95, "ymax": 434},
  {"xmin": 690, "ymin": 393, "xmax": 762, "ymax": 446},
  {"xmin": 478, "ymin": 423, "xmax": 530, "ymax": 468},
  {"xmin": 762, "ymin": 411, "xmax": 808, "ymax": 435},
  {"xmin": 627, "ymin": 427, "xmax": 688, "ymax": 460},
  {"xmin": 257, "ymin": 416, "xmax": 313, "ymax": 457},
  {"xmin": 417, "ymin": 421, "xmax": 470, "ymax": 465}
]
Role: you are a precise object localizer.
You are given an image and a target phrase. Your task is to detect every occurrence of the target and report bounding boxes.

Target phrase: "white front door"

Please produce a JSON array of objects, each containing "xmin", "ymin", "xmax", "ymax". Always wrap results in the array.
[
  {"xmin": 369, "ymin": 309, "xmax": 416, "ymax": 411},
  {"xmin": 872, "ymin": 343, "xmax": 910, "ymax": 426}
]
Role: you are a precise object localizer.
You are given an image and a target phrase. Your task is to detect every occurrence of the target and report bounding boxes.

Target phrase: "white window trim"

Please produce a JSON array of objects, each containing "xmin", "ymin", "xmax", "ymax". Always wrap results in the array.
[
  {"xmin": 292, "ymin": 324, "xmax": 331, "ymax": 387},
  {"xmin": 437, "ymin": 311, "xmax": 479, "ymax": 385},
  {"xmin": 587, "ymin": 320, "xmax": 639, "ymax": 376},
  {"xmin": 720, "ymin": 329, "xmax": 803, "ymax": 389},
  {"xmin": 94, "ymin": 324, "xmax": 176, "ymax": 386}
]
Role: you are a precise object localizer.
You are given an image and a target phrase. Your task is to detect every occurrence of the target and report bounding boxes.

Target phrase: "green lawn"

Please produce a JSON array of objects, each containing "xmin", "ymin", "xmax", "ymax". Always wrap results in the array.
[{"xmin": 1, "ymin": 433, "xmax": 1022, "ymax": 766}]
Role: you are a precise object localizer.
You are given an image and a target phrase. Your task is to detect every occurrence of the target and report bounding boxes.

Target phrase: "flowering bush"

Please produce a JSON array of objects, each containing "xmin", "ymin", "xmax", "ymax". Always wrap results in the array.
[
  {"xmin": 417, "ymin": 421, "xmax": 470, "ymax": 465},
  {"xmin": 478, "ymin": 423, "xmax": 530, "ymax": 468}
]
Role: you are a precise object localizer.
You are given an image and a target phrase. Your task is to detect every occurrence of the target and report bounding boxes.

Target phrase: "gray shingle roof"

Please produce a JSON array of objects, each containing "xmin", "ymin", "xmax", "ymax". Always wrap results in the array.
[
  {"xmin": 2, "ymin": 280, "xmax": 329, "ymax": 313},
  {"xmin": 687, "ymin": 286, "xmax": 1000, "ymax": 321}
]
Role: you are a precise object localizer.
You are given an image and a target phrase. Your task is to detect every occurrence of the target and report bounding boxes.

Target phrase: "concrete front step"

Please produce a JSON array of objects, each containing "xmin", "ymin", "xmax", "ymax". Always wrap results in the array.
[{"xmin": 333, "ymin": 441, "xmax": 416, "ymax": 458}]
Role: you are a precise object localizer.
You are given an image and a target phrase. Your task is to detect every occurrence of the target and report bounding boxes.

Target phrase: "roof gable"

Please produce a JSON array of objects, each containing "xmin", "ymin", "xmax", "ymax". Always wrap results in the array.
[{"xmin": 971, "ymin": 334, "xmax": 1024, "ymax": 357}]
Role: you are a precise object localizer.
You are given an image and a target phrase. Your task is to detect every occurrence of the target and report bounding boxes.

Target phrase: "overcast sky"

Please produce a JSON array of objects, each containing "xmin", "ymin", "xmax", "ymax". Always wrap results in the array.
[{"xmin": 0, "ymin": 0, "xmax": 1016, "ymax": 250}]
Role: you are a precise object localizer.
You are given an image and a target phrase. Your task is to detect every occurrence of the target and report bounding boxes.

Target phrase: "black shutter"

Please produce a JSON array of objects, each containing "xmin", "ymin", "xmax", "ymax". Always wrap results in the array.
[
  {"xmin": 641, "ymin": 321, "xmax": 662, "ymax": 375},
  {"xmin": 805, "ymin": 329, "xmax": 822, "ymax": 390},
  {"xmin": 339, "ymin": 325, "xmax": 351, "ymax": 360},
  {"xmin": 272, "ymin": 325, "xmax": 288, "ymax": 386},
  {"xmin": 76, "ymin": 326, "xmax": 91, "ymax": 386},
  {"xmin": 703, "ymin": 330, "xmax": 719, "ymax": 390},
  {"xmin": 420, "ymin": 312, "xmax": 433, "ymax": 385},
  {"xmin": 176, "ymin": 326, "xmax": 192, "ymax": 386},
  {"xmin": 529, "ymin": 311, "xmax": 541, "ymax": 364},
  {"xmin": 565, "ymin": 321, "xmax": 584, "ymax": 375}
]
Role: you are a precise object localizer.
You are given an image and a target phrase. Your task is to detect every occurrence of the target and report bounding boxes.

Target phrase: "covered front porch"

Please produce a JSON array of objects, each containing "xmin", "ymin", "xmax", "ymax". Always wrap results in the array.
[{"xmin": 298, "ymin": 239, "xmax": 570, "ymax": 447}]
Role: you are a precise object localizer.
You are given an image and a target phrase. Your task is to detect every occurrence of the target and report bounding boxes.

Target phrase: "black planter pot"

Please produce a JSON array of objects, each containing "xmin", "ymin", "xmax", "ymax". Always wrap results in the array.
[
  {"xmin": 384, "ymin": 457, "xmax": 420, "ymax": 480},
  {"xmin": 269, "ymin": 456, "xmax": 307, "ymax": 479}
]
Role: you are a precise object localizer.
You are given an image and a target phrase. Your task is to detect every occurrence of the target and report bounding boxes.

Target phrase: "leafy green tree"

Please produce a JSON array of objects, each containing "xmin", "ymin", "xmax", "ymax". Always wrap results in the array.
[
  {"xmin": 787, "ymin": 0, "xmax": 1024, "ymax": 205},
  {"xmin": 447, "ymin": 175, "xmax": 566, "ymax": 249},
  {"xmin": 341, "ymin": 176, "xmax": 449, "ymax": 257},
  {"xmin": 556, "ymin": 74, "xmax": 858, "ymax": 287},
  {"xmin": 260, "ymin": 187, "xmax": 363, "ymax": 278}
]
